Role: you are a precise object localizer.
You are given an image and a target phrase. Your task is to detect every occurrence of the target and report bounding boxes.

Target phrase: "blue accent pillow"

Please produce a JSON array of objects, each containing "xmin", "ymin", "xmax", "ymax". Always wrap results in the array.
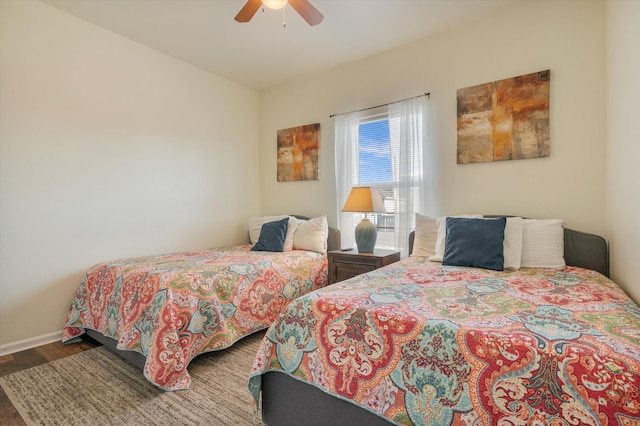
[
  {"xmin": 442, "ymin": 217, "xmax": 506, "ymax": 271},
  {"xmin": 251, "ymin": 218, "xmax": 289, "ymax": 252}
]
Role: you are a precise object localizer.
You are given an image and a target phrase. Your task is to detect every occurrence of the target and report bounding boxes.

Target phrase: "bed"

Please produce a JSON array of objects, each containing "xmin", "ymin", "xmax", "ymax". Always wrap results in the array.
[
  {"xmin": 63, "ymin": 215, "xmax": 340, "ymax": 390},
  {"xmin": 248, "ymin": 216, "xmax": 640, "ymax": 425}
]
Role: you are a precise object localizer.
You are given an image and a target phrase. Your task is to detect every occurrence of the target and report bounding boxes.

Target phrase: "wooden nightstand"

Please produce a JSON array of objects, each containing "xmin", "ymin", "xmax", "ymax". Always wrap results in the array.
[{"xmin": 328, "ymin": 249, "xmax": 401, "ymax": 284}]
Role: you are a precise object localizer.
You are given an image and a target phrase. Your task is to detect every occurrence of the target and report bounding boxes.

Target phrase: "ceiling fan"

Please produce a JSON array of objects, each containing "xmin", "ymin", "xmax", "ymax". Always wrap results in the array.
[{"xmin": 235, "ymin": 0, "xmax": 324, "ymax": 26}]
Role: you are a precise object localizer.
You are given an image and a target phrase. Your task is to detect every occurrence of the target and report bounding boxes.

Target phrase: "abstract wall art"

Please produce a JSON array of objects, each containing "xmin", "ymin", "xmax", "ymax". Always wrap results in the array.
[
  {"xmin": 457, "ymin": 70, "xmax": 550, "ymax": 164},
  {"xmin": 277, "ymin": 123, "xmax": 320, "ymax": 181}
]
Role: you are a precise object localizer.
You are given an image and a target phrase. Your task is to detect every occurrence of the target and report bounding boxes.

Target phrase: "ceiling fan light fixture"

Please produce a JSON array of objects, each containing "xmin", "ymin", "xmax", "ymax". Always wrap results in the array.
[
  {"xmin": 235, "ymin": 0, "xmax": 322, "ymax": 26},
  {"xmin": 262, "ymin": 0, "xmax": 287, "ymax": 10}
]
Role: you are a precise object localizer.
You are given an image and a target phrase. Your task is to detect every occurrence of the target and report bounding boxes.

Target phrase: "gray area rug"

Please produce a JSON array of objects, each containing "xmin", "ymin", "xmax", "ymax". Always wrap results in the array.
[{"xmin": 0, "ymin": 332, "xmax": 266, "ymax": 425}]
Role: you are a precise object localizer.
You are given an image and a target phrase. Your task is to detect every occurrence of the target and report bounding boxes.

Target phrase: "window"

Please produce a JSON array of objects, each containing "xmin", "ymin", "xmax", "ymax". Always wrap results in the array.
[
  {"xmin": 336, "ymin": 96, "xmax": 428, "ymax": 256},
  {"xmin": 359, "ymin": 118, "xmax": 392, "ymax": 185},
  {"xmin": 356, "ymin": 114, "xmax": 397, "ymax": 249}
]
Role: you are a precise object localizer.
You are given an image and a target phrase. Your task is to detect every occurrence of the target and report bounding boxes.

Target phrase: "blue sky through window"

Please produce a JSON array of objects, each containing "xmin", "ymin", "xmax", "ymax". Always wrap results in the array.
[{"xmin": 359, "ymin": 119, "xmax": 391, "ymax": 184}]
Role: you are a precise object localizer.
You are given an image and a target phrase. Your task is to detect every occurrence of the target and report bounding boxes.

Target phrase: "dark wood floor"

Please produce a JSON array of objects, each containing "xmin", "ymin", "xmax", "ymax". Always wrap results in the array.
[{"xmin": 0, "ymin": 338, "xmax": 100, "ymax": 425}]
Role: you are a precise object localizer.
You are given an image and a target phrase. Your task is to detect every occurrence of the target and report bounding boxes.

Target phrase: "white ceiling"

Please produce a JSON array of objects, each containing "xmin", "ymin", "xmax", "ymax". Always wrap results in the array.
[{"xmin": 42, "ymin": 0, "xmax": 522, "ymax": 92}]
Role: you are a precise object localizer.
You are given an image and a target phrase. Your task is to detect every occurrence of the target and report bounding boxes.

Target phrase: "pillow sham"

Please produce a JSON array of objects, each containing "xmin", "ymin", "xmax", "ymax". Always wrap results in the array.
[
  {"xmin": 503, "ymin": 216, "xmax": 524, "ymax": 271},
  {"xmin": 249, "ymin": 215, "xmax": 298, "ymax": 251},
  {"xmin": 520, "ymin": 218, "xmax": 565, "ymax": 268},
  {"xmin": 428, "ymin": 214, "xmax": 483, "ymax": 262},
  {"xmin": 411, "ymin": 214, "xmax": 438, "ymax": 257},
  {"xmin": 442, "ymin": 217, "xmax": 506, "ymax": 271},
  {"xmin": 251, "ymin": 218, "xmax": 289, "ymax": 252},
  {"xmin": 293, "ymin": 215, "xmax": 329, "ymax": 254}
]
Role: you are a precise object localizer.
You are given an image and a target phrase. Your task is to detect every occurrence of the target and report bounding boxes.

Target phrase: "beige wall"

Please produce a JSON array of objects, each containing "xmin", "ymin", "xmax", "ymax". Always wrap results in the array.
[
  {"xmin": 0, "ymin": 0, "xmax": 261, "ymax": 348},
  {"xmin": 259, "ymin": 1, "xmax": 607, "ymax": 240},
  {"xmin": 606, "ymin": 0, "xmax": 640, "ymax": 303}
]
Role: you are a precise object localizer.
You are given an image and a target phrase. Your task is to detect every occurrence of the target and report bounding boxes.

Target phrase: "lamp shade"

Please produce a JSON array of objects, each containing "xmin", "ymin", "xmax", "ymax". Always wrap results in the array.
[{"xmin": 341, "ymin": 187, "xmax": 386, "ymax": 213}]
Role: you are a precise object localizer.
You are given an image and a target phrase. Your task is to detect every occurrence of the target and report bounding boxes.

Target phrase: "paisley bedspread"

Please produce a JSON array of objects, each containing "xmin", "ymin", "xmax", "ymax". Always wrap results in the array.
[
  {"xmin": 249, "ymin": 257, "xmax": 640, "ymax": 425},
  {"xmin": 63, "ymin": 245, "xmax": 327, "ymax": 390}
]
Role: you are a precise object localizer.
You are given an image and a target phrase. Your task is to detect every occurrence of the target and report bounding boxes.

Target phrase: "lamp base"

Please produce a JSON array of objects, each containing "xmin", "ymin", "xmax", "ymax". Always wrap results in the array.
[{"xmin": 355, "ymin": 218, "xmax": 377, "ymax": 253}]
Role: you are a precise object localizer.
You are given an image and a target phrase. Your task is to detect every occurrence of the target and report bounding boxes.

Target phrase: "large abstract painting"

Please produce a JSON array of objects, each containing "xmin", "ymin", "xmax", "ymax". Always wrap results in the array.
[
  {"xmin": 277, "ymin": 123, "xmax": 320, "ymax": 181},
  {"xmin": 457, "ymin": 70, "xmax": 550, "ymax": 164}
]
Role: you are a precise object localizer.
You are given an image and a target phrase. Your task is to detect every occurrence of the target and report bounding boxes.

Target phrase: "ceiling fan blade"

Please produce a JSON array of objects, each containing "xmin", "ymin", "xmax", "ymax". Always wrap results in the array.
[
  {"xmin": 235, "ymin": 0, "xmax": 262, "ymax": 23},
  {"xmin": 288, "ymin": 0, "xmax": 324, "ymax": 26}
]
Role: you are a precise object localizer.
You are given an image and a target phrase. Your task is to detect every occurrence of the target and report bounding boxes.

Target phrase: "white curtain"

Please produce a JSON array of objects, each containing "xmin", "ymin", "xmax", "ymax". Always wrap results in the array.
[
  {"xmin": 389, "ymin": 95, "xmax": 433, "ymax": 256},
  {"xmin": 334, "ymin": 111, "xmax": 360, "ymax": 250}
]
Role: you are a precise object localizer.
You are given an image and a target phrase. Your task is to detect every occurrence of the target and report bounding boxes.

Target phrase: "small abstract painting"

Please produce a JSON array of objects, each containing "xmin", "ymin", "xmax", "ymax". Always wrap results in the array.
[
  {"xmin": 457, "ymin": 70, "xmax": 550, "ymax": 164},
  {"xmin": 277, "ymin": 123, "xmax": 320, "ymax": 181}
]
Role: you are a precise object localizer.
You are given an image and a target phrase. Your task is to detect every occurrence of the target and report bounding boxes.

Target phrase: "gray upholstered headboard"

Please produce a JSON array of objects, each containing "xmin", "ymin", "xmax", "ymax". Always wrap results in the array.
[
  {"xmin": 292, "ymin": 215, "xmax": 341, "ymax": 253},
  {"xmin": 408, "ymin": 216, "xmax": 609, "ymax": 277},
  {"xmin": 563, "ymin": 227, "xmax": 609, "ymax": 277}
]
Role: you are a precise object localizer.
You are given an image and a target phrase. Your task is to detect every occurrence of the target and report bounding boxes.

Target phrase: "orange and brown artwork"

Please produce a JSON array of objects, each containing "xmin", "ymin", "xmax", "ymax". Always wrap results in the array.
[
  {"xmin": 277, "ymin": 123, "xmax": 320, "ymax": 181},
  {"xmin": 457, "ymin": 70, "xmax": 550, "ymax": 164}
]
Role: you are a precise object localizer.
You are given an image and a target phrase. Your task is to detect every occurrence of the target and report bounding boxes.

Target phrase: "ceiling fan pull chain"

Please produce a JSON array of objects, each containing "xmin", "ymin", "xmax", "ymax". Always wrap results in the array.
[{"xmin": 283, "ymin": 6, "xmax": 286, "ymax": 28}]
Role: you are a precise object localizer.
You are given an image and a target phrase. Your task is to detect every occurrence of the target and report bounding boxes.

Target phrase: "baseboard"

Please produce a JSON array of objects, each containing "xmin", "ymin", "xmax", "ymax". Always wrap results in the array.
[{"xmin": 0, "ymin": 331, "xmax": 63, "ymax": 356}]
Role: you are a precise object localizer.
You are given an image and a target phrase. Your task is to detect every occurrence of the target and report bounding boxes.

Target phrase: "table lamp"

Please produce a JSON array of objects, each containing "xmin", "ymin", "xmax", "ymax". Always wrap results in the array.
[{"xmin": 341, "ymin": 186, "xmax": 386, "ymax": 253}]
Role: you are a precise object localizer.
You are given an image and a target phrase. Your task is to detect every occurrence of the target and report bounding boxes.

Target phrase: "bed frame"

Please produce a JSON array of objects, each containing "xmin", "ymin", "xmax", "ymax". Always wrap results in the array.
[
  {"xmin": 85, "ymin": 215, "xmax": 341, "ymax": 371},
  {"xmin": 260, "ymin": 222, "xmax": 609, "ymax": 426}
]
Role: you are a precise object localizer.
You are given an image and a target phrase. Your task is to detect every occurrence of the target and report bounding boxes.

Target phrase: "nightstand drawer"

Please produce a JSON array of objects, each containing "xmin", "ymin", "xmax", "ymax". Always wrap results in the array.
[
  {"xmin": 328, "ymin": 249, "xmax": 400, "ymax": 284},
  {"xmin": 334, "ymin": 262, "xmax": 378, "ymax": 282}
]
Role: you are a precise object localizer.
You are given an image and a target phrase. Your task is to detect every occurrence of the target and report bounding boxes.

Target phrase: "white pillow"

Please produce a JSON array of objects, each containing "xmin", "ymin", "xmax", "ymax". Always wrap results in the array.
[
  {"xmin": 520, "ymin": 219, "xmax": 565, "ymax": 269},
  {"xmin": 411, "ymin": 214, "xmax": 438, "ymax": 257},
  {"xmin": 249, "ymin": 215, "xmax": 299, "ymax": 251},
  {"xmin": 503, "ymin": 217, "xmax": 523, "ymax": 271},
  {"xmin": 428, "ymin": 215, "xmax": 483, "ymax": 262},
  {"xmin": 293, "ymin": 215, "xmax": 329, "ymax": 254}
]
